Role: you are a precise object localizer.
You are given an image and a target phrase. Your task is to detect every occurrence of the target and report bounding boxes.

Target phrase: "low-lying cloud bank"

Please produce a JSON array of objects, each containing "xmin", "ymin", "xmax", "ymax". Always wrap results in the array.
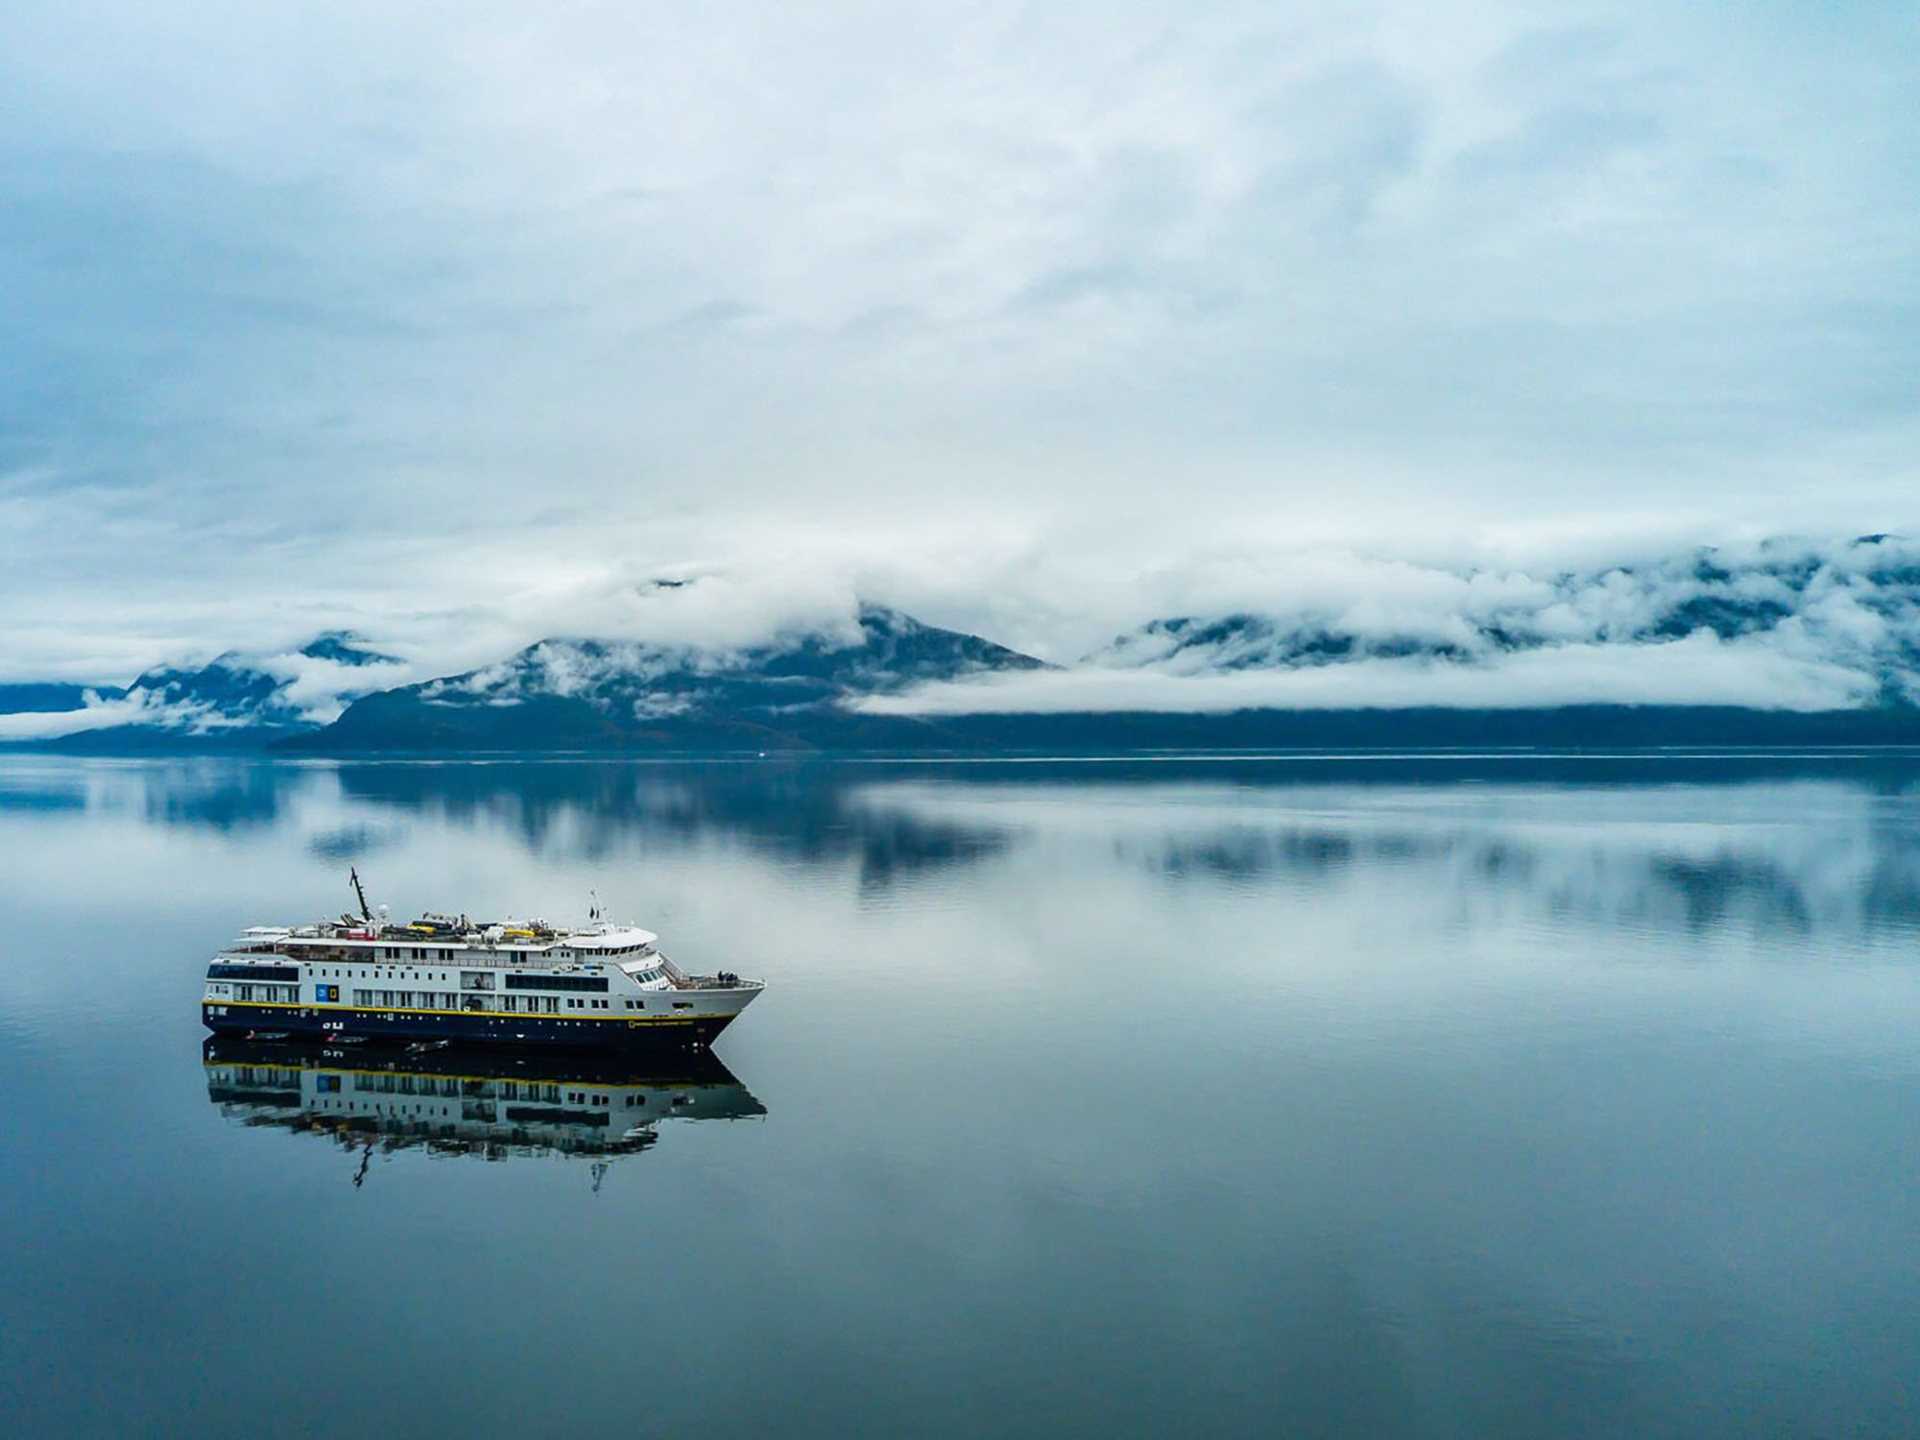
[
  {"xmin": 10, "ymin": 534, "xmax": 1920, "ymax": 737},
  {"xmin": 7, "ymin": 635, "xmax": 419, "ymax": 741},
  {"xmin": 0, "ymin": 691, "xmax": 174, "ymax": 741},
  {"xmin": 854, "ymin": 633, "xmax": 1873, "ymax": 715},
  {"xmin": 859, "ymin": 536, "xmax": 1920, "ymax": 715}
]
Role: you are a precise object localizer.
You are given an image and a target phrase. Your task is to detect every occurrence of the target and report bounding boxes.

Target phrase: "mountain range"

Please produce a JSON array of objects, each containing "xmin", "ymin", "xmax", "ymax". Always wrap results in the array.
[
  {"xmin": 1089, "ymin": 541, "xmax": 1920, "ymax": 701},
  {"xmin": 0, "ymin": 633, "xmax": 405, "ymax": 750},
  {"xmin": 301, "ymin": 605, "xmax": 1046, "ymax": 751},
  {"xmin": 7, "ymin": 540, "xmax": 1920, "ymax": 751}
]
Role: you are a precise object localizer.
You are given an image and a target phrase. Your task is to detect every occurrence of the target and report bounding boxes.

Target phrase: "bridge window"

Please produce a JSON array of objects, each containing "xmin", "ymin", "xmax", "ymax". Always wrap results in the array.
[
  {"xmin": 504, "ymin": 973, "xmax": 608, "ymax": 993},
  {"xmin": 208, "ymin": 963, "xmax": 298, "ymax": 982}
]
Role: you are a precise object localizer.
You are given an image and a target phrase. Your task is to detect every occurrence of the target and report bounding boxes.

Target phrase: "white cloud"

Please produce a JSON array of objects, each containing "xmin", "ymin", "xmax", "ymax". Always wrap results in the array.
[
  {"xmin": 855, "ymin": 535, "xmax": 1920, "ymax": 713},
  {"xmin": 0, "ymin": 3, "xmax": 1915, "ymax": 681},
  {"xmin": 254, "ymin": 653, "xmax": 417, "ymax": 724},
  {"xmin": 857, "ymin": 633, "xmax": 1874, "ymax": 715},
  {"xmin": 0, "ymin": 689, "xmax": 202, "ymax": 740}
]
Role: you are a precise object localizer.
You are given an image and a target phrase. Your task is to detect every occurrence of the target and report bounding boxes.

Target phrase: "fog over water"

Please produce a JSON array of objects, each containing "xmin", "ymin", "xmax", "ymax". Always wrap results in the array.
[{"xmin": 4, "ymin": 754, "xmax": 1919, "ymax": 1437}]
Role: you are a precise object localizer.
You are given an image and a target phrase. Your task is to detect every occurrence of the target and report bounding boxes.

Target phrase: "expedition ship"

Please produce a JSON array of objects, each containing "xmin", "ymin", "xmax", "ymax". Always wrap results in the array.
[{"xmin": 200, "ymin": 871, "xmax": 764, "ymax": 1050}]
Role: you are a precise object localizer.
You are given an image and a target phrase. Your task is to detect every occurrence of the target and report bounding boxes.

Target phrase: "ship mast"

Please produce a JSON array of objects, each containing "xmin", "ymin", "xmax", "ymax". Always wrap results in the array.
[{"xmin": 349, "ymin": 867, "xmax": 373, "ymax": 924}]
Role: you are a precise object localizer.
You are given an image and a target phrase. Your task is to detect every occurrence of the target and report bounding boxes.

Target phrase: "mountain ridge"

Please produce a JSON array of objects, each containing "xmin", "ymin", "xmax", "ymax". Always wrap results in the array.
[
  {"xmin": 289, "ymin": 605, "xmax": 1049, "ymax": 752},
  {"xmin": 1087, "ymin": 537, "xmax": 1920, "ymax": 698},
  {"xmin": 0, "ymin": 631, "xmax": 406, "ymax": 748}
]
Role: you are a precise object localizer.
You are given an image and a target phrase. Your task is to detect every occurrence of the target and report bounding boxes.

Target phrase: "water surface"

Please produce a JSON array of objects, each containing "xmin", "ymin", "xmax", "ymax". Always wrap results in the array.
[{"xmin": 4, "ymin": 753, "xmax": 1919, "ymax": 1438}]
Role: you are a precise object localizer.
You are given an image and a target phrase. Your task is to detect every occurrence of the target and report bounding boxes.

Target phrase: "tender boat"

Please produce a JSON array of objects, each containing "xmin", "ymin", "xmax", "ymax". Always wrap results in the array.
[{"xmin": 200, "ymin": 870, "xmax": 765, "ymax": 1050}]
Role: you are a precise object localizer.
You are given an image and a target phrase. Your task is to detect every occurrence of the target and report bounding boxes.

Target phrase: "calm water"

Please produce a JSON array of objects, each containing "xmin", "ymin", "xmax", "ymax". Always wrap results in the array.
[{"xmin": 4, "ymin": 753, "xmax": 1920, "ymax": 1438}]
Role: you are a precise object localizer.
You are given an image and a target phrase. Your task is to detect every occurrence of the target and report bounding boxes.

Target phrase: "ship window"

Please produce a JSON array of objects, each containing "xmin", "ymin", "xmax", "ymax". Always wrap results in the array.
[
  {"xmin": 673, "ymin": 1002, "xmax": 693, "ymax": 1010},
  {"xmin": 208, "ymin": 963, "xmax": 299, "ymax": 982},
  {"xmin": 503, "ymin": 973, "xmax": 607, "ymax": 993}
]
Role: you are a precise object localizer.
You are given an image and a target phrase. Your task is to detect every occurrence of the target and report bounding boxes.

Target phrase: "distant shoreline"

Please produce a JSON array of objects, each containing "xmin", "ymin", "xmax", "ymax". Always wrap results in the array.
[{"xmin": 3, "ymin": 702, "xmax": 1914, "ymax": 758}]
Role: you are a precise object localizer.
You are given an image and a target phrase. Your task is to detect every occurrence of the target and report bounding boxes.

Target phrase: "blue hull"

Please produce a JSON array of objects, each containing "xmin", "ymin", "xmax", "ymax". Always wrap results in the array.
[{"xmin": 202, "ymin": 1002, "xmax": 734, "ymax": 1051}]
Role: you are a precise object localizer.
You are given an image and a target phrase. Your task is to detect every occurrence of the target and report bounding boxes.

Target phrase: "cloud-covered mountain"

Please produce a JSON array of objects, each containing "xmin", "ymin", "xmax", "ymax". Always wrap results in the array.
[
  {"xmin": 0, "ymin": 633, "xmax": 408, "ymax": 746},
  {"xmin": 297, "ymin": 605, "xmax": 1047, "ymax": 751},
  {"xmin": 1094, "ymin": 538, "xmax": 1919, "ymax": 688},
  {"xmin": 10, "ymin": 539, "xmax": 1920, "ymax": 752},
  {"xmin": 860, "ymin": 537, "xmax": 1920, "ymax": 719}
]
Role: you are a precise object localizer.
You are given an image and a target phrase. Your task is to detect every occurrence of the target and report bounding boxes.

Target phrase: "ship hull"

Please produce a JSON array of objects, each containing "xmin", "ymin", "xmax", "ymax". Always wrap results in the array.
[{"xmin": 202, "ymin": 1000, "xmax": 744, "ymax": 1050}]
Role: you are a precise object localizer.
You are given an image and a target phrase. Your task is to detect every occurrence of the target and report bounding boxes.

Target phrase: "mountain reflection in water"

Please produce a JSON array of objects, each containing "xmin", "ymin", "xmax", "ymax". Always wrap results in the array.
[{"xmin": 5, "ymin": 752, "xmax": 1920, "ymax": 929}]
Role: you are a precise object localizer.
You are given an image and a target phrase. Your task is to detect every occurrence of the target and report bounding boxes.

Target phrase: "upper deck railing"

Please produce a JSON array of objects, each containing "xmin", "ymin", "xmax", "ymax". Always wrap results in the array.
[{"xmin": 225, "ymin": 937, "xmax": 657, "ymax": 970}]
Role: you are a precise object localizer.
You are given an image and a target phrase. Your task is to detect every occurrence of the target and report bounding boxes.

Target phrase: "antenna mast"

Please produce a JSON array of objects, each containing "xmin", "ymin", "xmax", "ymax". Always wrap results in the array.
[{"xmin": 349, "ymin": 867, "xmax": 372, "ymax": 923}]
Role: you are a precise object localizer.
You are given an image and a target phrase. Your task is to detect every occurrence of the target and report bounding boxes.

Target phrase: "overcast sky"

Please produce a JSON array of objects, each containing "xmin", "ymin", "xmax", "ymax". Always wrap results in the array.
[{"xmin": 3, "ymin": 0, "xmax": 1916, "ymax": 684}]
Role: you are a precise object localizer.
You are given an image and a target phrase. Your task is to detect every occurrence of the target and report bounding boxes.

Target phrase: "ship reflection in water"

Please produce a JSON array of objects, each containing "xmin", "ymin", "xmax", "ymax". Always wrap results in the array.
[{"xmin": 203, "ymin": 1038, "xmax": 765, "ymax": 1190}]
